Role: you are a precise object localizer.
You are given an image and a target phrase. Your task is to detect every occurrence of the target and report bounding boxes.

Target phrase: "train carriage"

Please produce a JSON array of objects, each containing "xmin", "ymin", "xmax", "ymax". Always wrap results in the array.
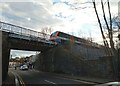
[
  {"xmin": 50, "ymin": 31, "xmax": 86, "ymax": 44},
  {"xmin": 50, "ymin": 31, "xmax": 101, "ymax": 48}
]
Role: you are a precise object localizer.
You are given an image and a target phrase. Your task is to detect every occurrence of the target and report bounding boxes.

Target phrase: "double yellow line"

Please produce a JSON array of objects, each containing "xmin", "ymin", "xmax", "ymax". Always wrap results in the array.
[{"xmin": 11, "ymin": 72, "xmax": 26, "ymax": 86}]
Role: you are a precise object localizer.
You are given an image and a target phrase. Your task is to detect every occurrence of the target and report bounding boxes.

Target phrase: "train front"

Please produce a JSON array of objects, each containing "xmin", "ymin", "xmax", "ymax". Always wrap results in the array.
[{"xmin": 50, "ymin": 31, "xmax": 61, "ymax": 44}]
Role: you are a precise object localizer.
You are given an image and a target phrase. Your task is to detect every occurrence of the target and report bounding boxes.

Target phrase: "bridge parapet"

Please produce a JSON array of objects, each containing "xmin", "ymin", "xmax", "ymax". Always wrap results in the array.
[{"xmin": 0, "ymin": 21, "xmax": 57, "ymax": 45}]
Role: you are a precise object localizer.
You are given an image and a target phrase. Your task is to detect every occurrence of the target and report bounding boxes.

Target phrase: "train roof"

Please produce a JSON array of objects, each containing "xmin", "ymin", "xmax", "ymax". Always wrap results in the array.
[
  {"xmin": 55, "ymin": 31, "xmax": 87, "ymax": 41},
  {"xmin": 52, "ymin": 31, "xmax": 104, "ymax": 48}
]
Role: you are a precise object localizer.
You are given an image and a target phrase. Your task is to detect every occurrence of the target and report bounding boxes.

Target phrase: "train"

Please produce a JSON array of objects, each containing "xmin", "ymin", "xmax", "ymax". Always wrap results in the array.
[
  {"xmin": 50, "ymin": 31, "xmax": 75, "ymax": 43},
  {"xmin": 50, "ymin": 31, "xmax": 102, "ymax": 48}
]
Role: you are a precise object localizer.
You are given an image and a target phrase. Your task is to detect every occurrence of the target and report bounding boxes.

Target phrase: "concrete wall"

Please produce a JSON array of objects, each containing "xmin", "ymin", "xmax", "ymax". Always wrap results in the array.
[
  {"xmin": 1, "ymin": 31, "xmax": 54, "ymax": 82},
  {"xmin": 2, "ymin": 32, "xmax": 10, "ymax": 82},
  {"xmin": 35, "ymin": 43, "xmax": 114, "ymax": 79}
]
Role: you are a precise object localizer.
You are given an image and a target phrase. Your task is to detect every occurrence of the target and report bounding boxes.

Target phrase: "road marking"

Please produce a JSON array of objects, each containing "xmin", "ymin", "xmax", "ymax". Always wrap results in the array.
[
  {"xmin": 44, "ymin": 80, "xmax": 56, "ymax": 84},
  {"xmin": 14, "ymin": 75, "xmax": 19, "ymax": 86},
  {"xmin": 16, "ymin": 73, "xmax": 26, "ymax": 86},
  {"xmin": 54, "ymin": 76, "xmax": 96, "ymax": 84},
  {"xmin": 11, "ymin": 72, "xmax": 26, "ymax": 86}
]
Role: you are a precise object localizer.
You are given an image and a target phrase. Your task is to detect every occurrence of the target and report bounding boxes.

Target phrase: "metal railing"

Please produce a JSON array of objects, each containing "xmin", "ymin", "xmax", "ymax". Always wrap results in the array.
[
  {"xmin": 0, "ymin": 21, "xmax": 56, "ymax": 44},
  {"xmin": 0, "ymin": 21, "xmax": 50, "ymax": 39}
]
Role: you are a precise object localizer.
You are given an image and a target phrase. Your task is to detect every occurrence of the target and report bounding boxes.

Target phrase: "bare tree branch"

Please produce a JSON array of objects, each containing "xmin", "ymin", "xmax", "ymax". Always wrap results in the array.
[
  {"xmin": 101, "ymin": 0, "xmax": 110, "ymax": 31},
  {"xmin": 40, "ymin": 27, "xmax": 53, "ymax": 39},
  {"xmin": 107, "ymin": 0, "xmax": 115, "ymax": 53},
  {"xmin": 92, "ymin": 0, "xmax": 111, "ymax": 55},
  {"xmin": 101, "ymin": 0, "xmax": 113, "ymax": 55}
]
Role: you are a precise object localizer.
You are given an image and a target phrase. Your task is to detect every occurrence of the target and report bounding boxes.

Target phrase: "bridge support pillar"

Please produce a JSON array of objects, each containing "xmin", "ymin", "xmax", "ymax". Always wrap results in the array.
[{"xmin": 2, "ymin": 32, "xmax": 10, "ymax": 82}]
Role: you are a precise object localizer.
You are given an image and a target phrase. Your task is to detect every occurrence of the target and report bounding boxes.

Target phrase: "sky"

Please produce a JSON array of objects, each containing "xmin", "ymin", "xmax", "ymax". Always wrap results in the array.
[
  {"xmin": 10, "ymin": 50, "xmax": 39, "ymax": 58},
  {"xmin": 0, "ymin": 0, "xmax": 119, "ymax": 57}
]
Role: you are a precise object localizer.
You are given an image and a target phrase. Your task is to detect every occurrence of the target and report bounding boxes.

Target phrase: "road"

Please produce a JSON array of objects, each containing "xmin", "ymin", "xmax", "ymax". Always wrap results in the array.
[{"xmin": 8, "ymin": 68, "xmax": 96, "ymax": 85}]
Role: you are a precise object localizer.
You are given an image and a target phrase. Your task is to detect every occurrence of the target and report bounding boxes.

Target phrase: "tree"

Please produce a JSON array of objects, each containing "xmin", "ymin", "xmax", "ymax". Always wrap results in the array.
[
  {"xmin": 107, "ymin": 0, "xmax": 115, "ymax": 53},
  {"xmin": 40, "ymin": 27, "xmax": 53, "ymax": 39},
  {"xmin": 92, "ymin": 0, "xmax": 117, "ymax": 55},
  {"xmin": 112, "ymin": 16, "xmax": 120, "ymax": 29},
  {"xmin": 92, "ymin": 0, "xmax": 110, "ymax": 55},
  {"xmin": 92, "ymin": 0, "xmax": 119, "ymax": 80},
  {"xmin": 41, "ymin": 27, "xmax": 53, "ymax": 34}
]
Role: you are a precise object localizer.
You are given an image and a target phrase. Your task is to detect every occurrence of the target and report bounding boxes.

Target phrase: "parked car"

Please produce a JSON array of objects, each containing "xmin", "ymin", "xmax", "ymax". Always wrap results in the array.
[{"xmin": 20, "ymin": 65, "xmax": 28, "ymax": 70}]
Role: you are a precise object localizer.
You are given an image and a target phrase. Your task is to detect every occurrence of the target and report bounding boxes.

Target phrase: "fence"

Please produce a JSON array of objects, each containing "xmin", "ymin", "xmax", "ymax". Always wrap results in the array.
[{"xmin": 0, "ymin": 21, "xmax": 50, "ymax": 40}]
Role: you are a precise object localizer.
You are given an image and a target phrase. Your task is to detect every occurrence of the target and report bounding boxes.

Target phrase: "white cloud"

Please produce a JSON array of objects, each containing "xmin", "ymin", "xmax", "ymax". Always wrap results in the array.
[
  {"xmin": 0, "ymin": 0, "xmax": 118, "ymax": 44},
  {"xmin": 0, "ymin": 1, "xmax": 62, "ymax": 31},
  {"xmin": 10, "ymin": 50, "xmax": 38, "ymax": 58},
  {"xmin": 0, "ymin": 0, "xmax": 119, "ymax": 57}
]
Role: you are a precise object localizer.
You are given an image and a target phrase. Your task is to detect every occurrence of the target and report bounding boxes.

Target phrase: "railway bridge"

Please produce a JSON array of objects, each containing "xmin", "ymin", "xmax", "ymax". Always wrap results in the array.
[{"xmin": 0, "ymin": 21, "xmax": 57, "ymax": 81}]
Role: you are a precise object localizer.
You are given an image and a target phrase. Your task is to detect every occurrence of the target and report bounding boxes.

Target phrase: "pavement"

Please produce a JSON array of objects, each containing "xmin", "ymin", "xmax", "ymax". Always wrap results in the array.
[{"xmin": 2, "ymin": 72, "xmax": 15, "ymax": 85}]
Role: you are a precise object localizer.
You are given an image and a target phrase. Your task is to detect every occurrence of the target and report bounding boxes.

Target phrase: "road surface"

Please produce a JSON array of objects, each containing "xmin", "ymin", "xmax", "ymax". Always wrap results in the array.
[{"xmin": 7, "ymin": 68, "xmax": 96, "ymax": 85}]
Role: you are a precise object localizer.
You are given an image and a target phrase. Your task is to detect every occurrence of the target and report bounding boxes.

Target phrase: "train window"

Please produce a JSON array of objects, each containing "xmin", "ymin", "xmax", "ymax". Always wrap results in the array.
[
  {"xmin": 58, "ymin": 32, "xmax": 63, "ymax": 37},
  {"xmin": 58, "ymin": 32, "xmax": 70, "ymax": 39},
  {"xmin": 51, "ymin": 32, "xmax": 56, "ymax": 37}
]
